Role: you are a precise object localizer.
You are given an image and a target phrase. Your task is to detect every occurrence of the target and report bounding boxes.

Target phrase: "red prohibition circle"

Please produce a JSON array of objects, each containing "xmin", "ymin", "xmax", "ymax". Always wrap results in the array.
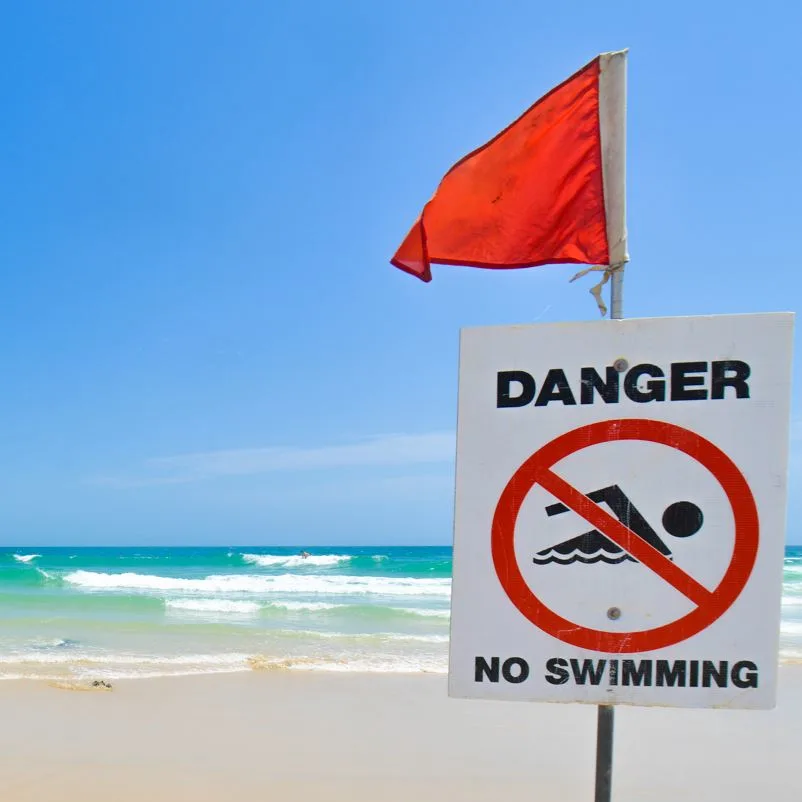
[{"xmin": 491, "ymin": 419, "xmax": 759, "ymax": 653}]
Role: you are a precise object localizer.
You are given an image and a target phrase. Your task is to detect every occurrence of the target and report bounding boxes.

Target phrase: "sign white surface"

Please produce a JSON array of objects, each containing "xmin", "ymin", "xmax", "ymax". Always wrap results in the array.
[{"xmin": 448, "ymin": 313, "xmax": 793, "ymax": 709}]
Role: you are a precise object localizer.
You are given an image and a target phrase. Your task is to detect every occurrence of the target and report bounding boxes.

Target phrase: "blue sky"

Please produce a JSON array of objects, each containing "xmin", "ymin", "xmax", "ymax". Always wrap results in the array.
[{"xmin": 1, "ymin": 1, "xmax": 799, "ymax": 545}]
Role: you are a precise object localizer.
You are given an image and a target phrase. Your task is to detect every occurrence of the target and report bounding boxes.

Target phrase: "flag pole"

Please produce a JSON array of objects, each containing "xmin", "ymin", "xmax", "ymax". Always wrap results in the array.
[
  {"xmin": 610, "ymin": 267, "xmax": 624, "ymax": 321},
  {"xmin": 594, "ymin": 269, "xmax": 623, "ymax": 802}
]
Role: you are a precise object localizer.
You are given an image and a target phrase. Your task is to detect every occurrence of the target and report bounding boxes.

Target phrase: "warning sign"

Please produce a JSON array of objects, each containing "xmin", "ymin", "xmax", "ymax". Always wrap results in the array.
[{"xmin": 448, "ymin": 313, "xmax": 793, "ymax": 709}]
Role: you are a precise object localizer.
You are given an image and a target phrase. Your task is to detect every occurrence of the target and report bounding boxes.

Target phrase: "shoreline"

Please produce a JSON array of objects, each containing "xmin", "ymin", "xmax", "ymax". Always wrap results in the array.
[
  {"xmin": 2, "ymin": 654, "xmax": 801, "ymax": 686},
  {"xmin": 0, "ymin": 666, "xmax": 799, "ymax": 801},
  {"xmin": 0, "ymin": 652, "xmax": 799, "ymax": 686}
]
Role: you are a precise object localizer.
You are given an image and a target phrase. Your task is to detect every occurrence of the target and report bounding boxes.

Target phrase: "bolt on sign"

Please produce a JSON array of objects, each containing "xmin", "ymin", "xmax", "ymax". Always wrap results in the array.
[{"xmin": 448, "ymin": 313, "xmax": 794, "ymax": 709}]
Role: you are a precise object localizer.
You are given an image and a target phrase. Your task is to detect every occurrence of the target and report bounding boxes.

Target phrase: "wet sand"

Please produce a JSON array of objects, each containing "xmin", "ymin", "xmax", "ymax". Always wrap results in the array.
[{"xmin": 0, "ymin": 666, "xmax": 798, "ymax": 801}]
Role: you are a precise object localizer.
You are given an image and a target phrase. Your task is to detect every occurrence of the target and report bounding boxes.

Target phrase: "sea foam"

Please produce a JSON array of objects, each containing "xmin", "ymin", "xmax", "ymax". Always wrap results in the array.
[
  {"xmin": 165, "ymin": 599, "xmax": 261, "ymax": 614},
  {"xmin": 248, "ymin": 655, "xmax": 447, "ymax": 674},
  {"xmin": 394, "ymin": 607, "xmax": 451, "ymax": 619},
  {"xmin": 13, "ymin": 554, "xmax": 41, "ymax": 564},
  {"xmin": 780, "ymin": 620, "xmax": 802, "ymax": 636},
  {"xmin": 283, "ymin": 629, "xmax": 449, "ymax": 644},
  {"xmin": 63, "ymin": 570, "xmax": 452, "ymax": 597},
  {"xmin": 0, "ymin": 651, "xmax": 250, "ymax": 666},
  {"xmin": 266, "ymin": 601, "xmax": 339, "ymax": 612},
  {"xmin": 242, "ymin": 553, "xmax": 351, "ymax": 568}
]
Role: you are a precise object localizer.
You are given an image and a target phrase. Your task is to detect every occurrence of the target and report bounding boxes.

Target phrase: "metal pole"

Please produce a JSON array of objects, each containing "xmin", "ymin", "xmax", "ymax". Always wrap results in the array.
[
  {"xmin": 610, "ymin": 266, "xmax": 624, "ymax": 321},
  {"xmin": 595, "ymin": 705, "xmax": 615, "ymax": 802},
  {"xmin": 594, "ymin": 266, "xmax": 623, "ymax": 802}
]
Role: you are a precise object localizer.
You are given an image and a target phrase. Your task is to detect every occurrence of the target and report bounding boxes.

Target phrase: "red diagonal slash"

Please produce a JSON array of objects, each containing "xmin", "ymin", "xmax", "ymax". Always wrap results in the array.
[
  {"xmin": 492, "ymin": 419, "xmax": 758, "ymax": 653},
  {"xmin": 537, "ymin": 468, "xmax": 714, "ymax": 607}
]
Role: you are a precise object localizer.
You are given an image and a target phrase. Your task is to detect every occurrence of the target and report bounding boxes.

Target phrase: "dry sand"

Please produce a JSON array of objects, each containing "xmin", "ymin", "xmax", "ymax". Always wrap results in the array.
[{"xmin": 0, "ymin": 665, "xmax": 799, "ymax": 801}]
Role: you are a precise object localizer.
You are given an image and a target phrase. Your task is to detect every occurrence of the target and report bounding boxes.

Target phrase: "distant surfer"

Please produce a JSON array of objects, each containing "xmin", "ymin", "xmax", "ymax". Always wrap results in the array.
[{"xmin": 299, "ymin": 551, "xmax": 310, "ymax": 559}]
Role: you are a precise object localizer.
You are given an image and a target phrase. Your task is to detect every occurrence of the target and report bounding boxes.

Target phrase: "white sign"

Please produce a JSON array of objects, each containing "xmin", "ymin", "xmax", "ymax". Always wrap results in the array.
[{"xmin": 448, "ymin": 313, "xmax": 793, "ymax": 709}]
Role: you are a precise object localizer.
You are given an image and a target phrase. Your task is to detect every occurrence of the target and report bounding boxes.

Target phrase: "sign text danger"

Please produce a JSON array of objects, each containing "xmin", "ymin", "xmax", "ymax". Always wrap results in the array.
[{"xmin": 497, "ymin": 361, "xmax": 750, "ymax": 407}]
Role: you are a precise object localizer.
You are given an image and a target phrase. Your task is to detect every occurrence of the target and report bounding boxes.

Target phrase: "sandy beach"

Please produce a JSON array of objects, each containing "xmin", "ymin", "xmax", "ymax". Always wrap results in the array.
[{"xmin": 0, "ymin": 665, "xmax": 797, "ymax": 801}]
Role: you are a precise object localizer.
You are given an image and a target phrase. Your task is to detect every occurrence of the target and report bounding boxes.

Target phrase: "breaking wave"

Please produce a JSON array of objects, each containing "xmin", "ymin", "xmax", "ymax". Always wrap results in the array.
[
  {"xmin": 241, "ymin": 553, "xmax": 351, "ymax": 568},
  {"xmin": 63, "ymin": 570, "xmax": 452, "ymax": 597}
]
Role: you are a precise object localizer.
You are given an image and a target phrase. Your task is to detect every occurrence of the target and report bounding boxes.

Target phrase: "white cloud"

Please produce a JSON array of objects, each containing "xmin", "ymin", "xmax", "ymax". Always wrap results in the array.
[{"xmin": 91, "ymin": 432, "xmax": 456, "ymax": 488}]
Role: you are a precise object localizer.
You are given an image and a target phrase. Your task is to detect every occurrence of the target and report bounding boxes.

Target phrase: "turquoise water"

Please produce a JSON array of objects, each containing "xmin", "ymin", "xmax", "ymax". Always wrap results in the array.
[
  {"xmin": 783, "ymin": 545, "xmax": 802, "ymax": 659},
  {"xmin": 0, "ymin": 547, "xmax": 452, "ymax": 680},
  {"xmin": 0, "ymin": 545, "xmax": 799, "ymax": 680}
]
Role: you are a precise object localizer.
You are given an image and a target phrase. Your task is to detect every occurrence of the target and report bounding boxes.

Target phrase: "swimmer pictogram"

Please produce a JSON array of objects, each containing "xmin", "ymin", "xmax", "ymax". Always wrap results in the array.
[{"xmin": 534, "ymin": 485, "xmax": 703, "ymax": 565}]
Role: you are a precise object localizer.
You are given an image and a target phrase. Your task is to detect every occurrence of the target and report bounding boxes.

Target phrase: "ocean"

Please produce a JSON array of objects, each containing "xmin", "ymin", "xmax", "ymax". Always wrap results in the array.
[{"xmin": 0, "ymin": 545, "xmax": 800, "ymax": 681}]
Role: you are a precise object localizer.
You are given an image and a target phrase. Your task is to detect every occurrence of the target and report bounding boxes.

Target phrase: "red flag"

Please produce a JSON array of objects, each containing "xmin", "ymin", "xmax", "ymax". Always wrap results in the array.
[{"xmin": 391, "ymin": 51, "xmax": 628, "ymax": 282}]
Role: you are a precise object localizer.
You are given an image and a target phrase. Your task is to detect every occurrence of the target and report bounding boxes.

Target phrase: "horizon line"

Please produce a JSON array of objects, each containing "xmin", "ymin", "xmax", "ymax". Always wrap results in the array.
[{"xmin": 1, "ymin": 543, "xmax": 456, "ymax": 549}]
